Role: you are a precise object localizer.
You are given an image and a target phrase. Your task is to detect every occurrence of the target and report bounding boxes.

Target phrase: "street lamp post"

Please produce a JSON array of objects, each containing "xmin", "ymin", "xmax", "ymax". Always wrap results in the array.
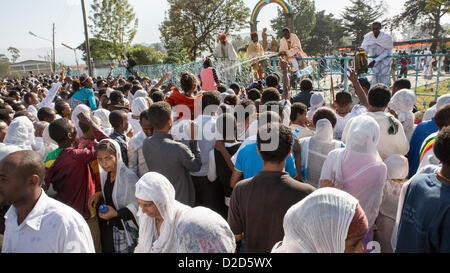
[
  {"xmin": 81, "ymin": 0, "xmax": 93, "ymax": 77},
  {"xmin": 29, "ymin": 26, "xmax": 56, "ymax": 73},
  {"xmin": 62, "ymin": 43, "xmax": 80, "ymax": 74}
]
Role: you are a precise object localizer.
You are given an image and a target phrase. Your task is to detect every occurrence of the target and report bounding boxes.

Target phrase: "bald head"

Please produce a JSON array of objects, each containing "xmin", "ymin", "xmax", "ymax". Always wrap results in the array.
[
  {"xmin": 0, "ymin": 150, "xmax": 44, "ymax": 206},
  {"xmin": 2, "ymin": 150, "xmax": 45, "ymax": 185}
]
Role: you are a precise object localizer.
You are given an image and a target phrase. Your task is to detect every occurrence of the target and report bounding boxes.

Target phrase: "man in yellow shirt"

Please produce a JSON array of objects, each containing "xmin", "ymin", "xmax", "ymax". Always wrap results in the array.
[{"xmin": 246, "ymin": 32, "xmax": 265, "ymax": 81}]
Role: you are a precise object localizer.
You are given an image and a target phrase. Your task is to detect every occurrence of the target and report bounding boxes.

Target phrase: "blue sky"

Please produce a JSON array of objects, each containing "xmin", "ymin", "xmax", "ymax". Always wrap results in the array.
[{"xmin": 1, "ymin": 0, "xmax": 447, "ymax": 64}]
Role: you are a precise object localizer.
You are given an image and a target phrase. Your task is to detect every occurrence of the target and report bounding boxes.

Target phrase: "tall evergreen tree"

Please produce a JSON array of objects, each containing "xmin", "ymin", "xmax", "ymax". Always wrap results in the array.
[
  {"xmin": 306, "ymin": 11, "xmax": 346, "ymax": 55},
  {"xmin": 341, "ymin": 0, "xmax": 383, "ymax": 45}
]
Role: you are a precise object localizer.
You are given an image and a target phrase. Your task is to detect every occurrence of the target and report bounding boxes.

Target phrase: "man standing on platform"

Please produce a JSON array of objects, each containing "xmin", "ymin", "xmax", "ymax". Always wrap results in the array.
[
  {"xmin": 212, "ymin": 34, "xmax": 238, "ymax": 84},
  {"xmin": 246, "ymin": 32, "xmax": 265, "ymax": 81},
  {"xmin": 361, "ymin": 22, "xmax": 393, "ymax": 86},
  {"xmin": 279, "ymin": 28, "xmax": 307, "ymax": 89}
]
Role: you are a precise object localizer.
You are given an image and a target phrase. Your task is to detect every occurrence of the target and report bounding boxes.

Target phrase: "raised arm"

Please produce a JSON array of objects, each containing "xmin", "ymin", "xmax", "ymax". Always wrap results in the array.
[
  {"xmin": 280, "ymin": 58, "xmax": 291, "ymax": 101},
  {"xmin": 348, "ymin": 68, "xmax": 369, "ymax": 108}
]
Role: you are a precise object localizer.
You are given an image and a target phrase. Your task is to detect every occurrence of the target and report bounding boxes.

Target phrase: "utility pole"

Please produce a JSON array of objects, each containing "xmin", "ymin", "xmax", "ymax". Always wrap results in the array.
[
  {"xmin": 52, "ymin": 23, "xmax": 56, "ymax": 74},
  {"xmin": 81, "ymin": 0, "xmax": 93, "ymax": 77}
]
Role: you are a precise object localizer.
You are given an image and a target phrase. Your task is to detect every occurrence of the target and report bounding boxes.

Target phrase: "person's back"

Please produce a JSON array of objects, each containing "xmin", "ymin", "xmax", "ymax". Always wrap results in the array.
[
  {"xmin": 395, "ymin": 173, "xmax": 450, "ymax": 253},
  {"xmin": 142, "ymin": 102, "xmax": 201, "ymax": 206},
  {"xmin": 290, "ymin": 79, "xmax": 313, "ymax": 107},
  {"xmin": 200, "ymin": 67, "xmax": 217, "ymax": 92},
  {"xmin": 229, "ymin": 171, "xmax": 314, "ymax": 253},
  {"xmin": 228, "ymin": 124, "xmax": 314, "ymax": 253}
]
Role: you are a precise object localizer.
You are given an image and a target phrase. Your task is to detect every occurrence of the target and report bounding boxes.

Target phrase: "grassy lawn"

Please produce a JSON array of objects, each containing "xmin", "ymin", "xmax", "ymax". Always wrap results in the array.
[{"xmin": 415, "ymin": 79, "xmax": 450, "ymax": 111}]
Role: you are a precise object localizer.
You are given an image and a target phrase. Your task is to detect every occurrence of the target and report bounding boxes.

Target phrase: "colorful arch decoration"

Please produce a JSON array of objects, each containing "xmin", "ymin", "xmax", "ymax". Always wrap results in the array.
[{"xmin": 250, "ymin": 0, "xmax": 294, "ymax": 25}]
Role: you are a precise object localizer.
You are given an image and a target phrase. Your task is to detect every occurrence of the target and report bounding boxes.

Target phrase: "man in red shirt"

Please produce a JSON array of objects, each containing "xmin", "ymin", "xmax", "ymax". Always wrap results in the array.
[{"xmin": 44, "ymin": 112, "xmax": 108, "ymax": 253}]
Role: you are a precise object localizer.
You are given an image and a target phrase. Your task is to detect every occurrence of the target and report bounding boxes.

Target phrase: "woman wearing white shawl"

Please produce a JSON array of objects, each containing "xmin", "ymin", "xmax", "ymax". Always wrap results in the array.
[
  {"xmin": 134, "ymin": 172, "xmax": 191, "ymax": 253},
  {"xmin": 93, "ymin": 109, "xmax": 114, "ymax": 135},
  {"xmin": 88, "ymin": 139, "xmax": 139, "ymax": 253},
  {"xmin": 272, "ymin": 188, "xmax": 369, "ymax": 253},
  {"xmin": 319, "ymin": 115, "xmax": 387, "ymax": 247},
  {"xmin": 133, "ymin": 90, "xmax": 149, "ymax": 100},
  {"xmin": 128, "ymin": 97, "xmax": 149, "ymax": 135},
  {"xmin": 71, "ymin": 104, "xmax": 91, "ymax": 138},
  {"xmin": 3, "ymin": 116, "xmax": 35, "ymax": 150},
  {"xmin": 388, "ymin": 89, "xmax": 416, "ymax": 141},
  {"xmin": 374, "ymin": 154, "xmax": 408, "ymax": 253},
  {"xmin": 35, "ymin": 123, "xmax": 58, "ymax": 159},
  {"xmin": 176, "ymin": 207, "xmax": 236, "ymax": 253},
  {"xmin": 300, "ymin": 118, "xmax": 344, "ymax": 188},
  {"xmin": 306, "ymin": 93, "xmax": 325, "ymax": 120}
]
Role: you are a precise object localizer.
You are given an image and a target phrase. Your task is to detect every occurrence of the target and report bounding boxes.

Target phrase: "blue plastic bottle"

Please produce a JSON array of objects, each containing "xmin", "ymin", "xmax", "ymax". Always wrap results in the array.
[
  {"xmin": 99, "ymin": 204, "xmax": 109, "ymax": 214},
  {"xmin": 293, "ymin": 128, "xmax": 301, "ymax": 140}
]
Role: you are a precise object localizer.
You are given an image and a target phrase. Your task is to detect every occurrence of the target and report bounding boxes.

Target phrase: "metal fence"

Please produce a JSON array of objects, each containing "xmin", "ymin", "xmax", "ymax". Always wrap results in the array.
[{"xmin": 68, "ymin": 53, "xmax": 449, "ymax": 110}]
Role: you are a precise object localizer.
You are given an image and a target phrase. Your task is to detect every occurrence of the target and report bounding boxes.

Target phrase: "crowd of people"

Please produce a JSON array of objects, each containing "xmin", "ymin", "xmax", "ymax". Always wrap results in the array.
[{"xmin": 0, "ymin": 24, "xmax": 449, "ymax": 254}]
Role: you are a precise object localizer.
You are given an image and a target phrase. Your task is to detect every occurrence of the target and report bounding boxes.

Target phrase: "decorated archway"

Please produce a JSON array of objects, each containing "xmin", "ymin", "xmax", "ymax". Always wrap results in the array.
[{"xmin": 250, "ymin": 0, "xmax": 294, "ymax": 33}]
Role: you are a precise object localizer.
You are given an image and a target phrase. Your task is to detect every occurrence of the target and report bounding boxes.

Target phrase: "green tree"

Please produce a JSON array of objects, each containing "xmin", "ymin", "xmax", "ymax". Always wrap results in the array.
[
  {"xmin": 306, "ymin": 11, "xmax": 347, "ymax": 55},
  {"xmin": 341, "ymin": 0, "xmax": 383, "ymax": 45},
  {"xmin": 77, "ymin": 38, "xmax": 116, "ymax": 62},
  {"xmin": 89, "ymin": 0, "xmax": 139, "ymax": 58},
  {"xmin": 163, "ymin": 39, "xmax": 189, "ymax": 64},
  {"xmin": 160, "ymin": 0, "xmax": 250, "ymax": 61},
  {"xmin": 128, "ymin": 45, "xmax": 167, "ymax": 65},
  {"xmin": 7, "ymin": 47, "xmax": 20, "ymax": 63},
  {"xmin": 392, "ymin": 0, "xmax": 449, "ymax": 51},
  {"xmin": 271, "ymin": 0, "xmax": 316, "ymax": 50}
]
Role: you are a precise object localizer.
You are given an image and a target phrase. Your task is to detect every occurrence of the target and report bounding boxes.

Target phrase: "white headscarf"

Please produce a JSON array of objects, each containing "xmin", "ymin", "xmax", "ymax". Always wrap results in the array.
[
  {"xmin": 128, "ymin": 97, "xmax": 149, "ymax": 135},
  {"xmin": 436, "ymin": 94, "xmax": 450, "ymax": 111},
  {"xmin": 3, "ymin": 116, "xmax": 35, "ymax": 150},
  {"xmin": 388, "ymin": 89, "xmax": 415, "ymax": 140},
  {"xmin": 135, "ymin": 172, "xmax": 191, "ymax": 253},
  {"xmin": 36, "ymin": 124, "xmax": 58, "ymax": 159},
  {"xmin": 176, "ymin": 207, "xmax": 236, "ymax": 253},
  {"xmin": 0, "ymin": 145, "xmax": 22, "ymax": 161},
  {"xmin": 133, "ymin": 90, "xmax": 149, "ymax": 99},
  {"xmin": 71, "ymin": 104, "xmax": 91, "ymax": 138},
  {"xmin": 307, "ymin": 93, "xmax": 325, "ymax": 120},
  {"xmin": 384, "ymin": 154, "xmax": 409, "ymax": 180},
  {"xmin": 272, "ymin": 188, "xmax": 360, "ymax": 253},
  {"xmin": 300, "ymin": 119, "xmax": 343, "ymax": 187},
  {"xmin": 93, "ymin": 109, "xmax": 112, "ymax": 130}
]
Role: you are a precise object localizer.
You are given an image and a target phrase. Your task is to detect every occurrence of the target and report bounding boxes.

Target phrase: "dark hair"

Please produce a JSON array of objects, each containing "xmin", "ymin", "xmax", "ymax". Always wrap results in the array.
[
  {"xmin": 265, "ymin": 75, "xmax": 279, "ymax": 88},
  {"xmin": 261, "ymin": 88, "xmax": 280, "ymax": 104},
  {"xmin": 201, "ymin": 91, "xmax": 221, "ymax": 112},
  {"xmin": 433, "ymin": 126, "xmax": 450, "ymax": 165},
  {"xmin": 224, "ymin": 94, "xmax": 238, "ymax": 107},
  {"xmin": 358, "ymin": 78, "xmax": 371, "ymax": 91},
  {"xmin": 247, "ymin": 89, "xmax": 261, "ymax": 101},
  {"xmin": 235, "ymin": 100, "xmax": 256, "ymax": 122},
  {"xmin": 55, "ymin": 101, "xmax": 68, "ymax": 115},
  {"xmin": 37, "ymin": 107, "xmax": 55, "ymax": 122},
  {"xmin": 393, "ymin": 79, "xmax": 411, "ymax": 90},
  {"xmin": 372, "ymin": 22, "xmax": 382, "ymax": 27},
  {"xmin": 69, "ymin": 81, "xmax": 81, "ymax": 98},
  {"xmin": 300, "ymin": 79, "xmax": 313, "ymax": 92},
  {"xmin": 180, "ymin": 72, "xmax": 198, "ymax": 93},
  {"xmin": 8, "ymin": 91, "xmax": 19, "ymax": 98},
  {"xmin": 368, "ymin": 84, "xmax": 391, "ymax": 108},
  {"xmin": 335, "ymin": 91, "xmax": 353, "ymax": 107},
  {"xmin": 109, "ymin": 91, "xmax": 124, "ymax": 104},
  {"xmin": 283, "ymin": 28, "xmax": 290, "ymax": 33},
  {"xmin": 217, "ymin": 84, "xmax": 227, "ymax": 93},
  {"xmin": 109, "ymin": 110, "xmax": 127, "ymax": 129},
  {"xmin": 216, "ymin": 113, "xmax": 236, "ymax": 141},
  {"xmin": 261, "ymin": 101, "xmax": 284, "ymax": 119},
  {"xmin": 290, "ymin": 102, "xmax": 307, "ymax": 122},
  {"xmin": 257, "ymin": 123, "xmax": 292, "ymax": 163},
  {"xmin": 96, "ymin": 140, "xmax": 117, "ymax": 156},
  {"xmin": 121, "ymin": 83, "xmax": 133, "ymax": 93},
  {"xmin": 12, "ymin": 103, "xmax": 25, "ymax": 112},
  {"xmin": 147, "ymin": 102, "xmax": 172, "ymax": 130},
  {"xmin": 24, "ymin": 93, "xmax": 35, "ymax": 104},
  {"xmin": 150, "ymin": 91, "xmax": 165, "ymax": 103},
  {"xmin": 13, "ymin": 111, "xmax": 31, "ymax": 120},
  {"xmin": 313, "ymin": 107, "xmax": 337, "ymax": 128},
  {"xmin": 203, "ymin": 58, "xmax": 213, "ymax": 69},
  {"xmin": 131, "ymin": 84, "xmax": 142, "ymax": 95},
  {"xmin": 79, "ymin": 74, "xmax": 90, "ymax": 88},
  {"xmin": 140, "ymin": 109, "xmax": 149, "ymax": 122},
  {"xmin": 0, "ymin": 109, "xmax": 12, "ymax": 123},
  {"xmin": 49, "ymin": 118, "xmax": 73, "ymax": 144},
  {"xmin": 229, "ymin": 83, "xmax": 240, "ymax": 93},
  {"xmin": 435, "ymin": 104, "xmax": 450, "ymax": 130}
]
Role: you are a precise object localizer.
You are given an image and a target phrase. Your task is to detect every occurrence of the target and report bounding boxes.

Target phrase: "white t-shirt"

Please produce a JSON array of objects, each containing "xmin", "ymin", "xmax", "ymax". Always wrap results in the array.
[{"xmin": 2, "ymin": 190, "xmax": 95, "ymax": 253}]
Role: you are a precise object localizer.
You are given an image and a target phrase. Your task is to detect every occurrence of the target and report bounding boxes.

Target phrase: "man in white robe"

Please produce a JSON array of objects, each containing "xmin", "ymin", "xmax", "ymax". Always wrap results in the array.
[
  {"xmin": 361, "ymin": 22, "xmax": 393, "ymax": 86},
  {"xmin": 212, "ymin": 34, "xmax": 238, "ymax": 84}
]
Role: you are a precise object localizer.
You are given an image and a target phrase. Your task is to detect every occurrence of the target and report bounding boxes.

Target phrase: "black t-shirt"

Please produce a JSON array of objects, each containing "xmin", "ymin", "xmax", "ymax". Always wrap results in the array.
[
  {"xmin": 227, "ymin": 171, "xmax": 315, "ymax": 253},
  {"xmin": 291, "ymin": 91, "xmax": 313, "ymax": 108}
]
